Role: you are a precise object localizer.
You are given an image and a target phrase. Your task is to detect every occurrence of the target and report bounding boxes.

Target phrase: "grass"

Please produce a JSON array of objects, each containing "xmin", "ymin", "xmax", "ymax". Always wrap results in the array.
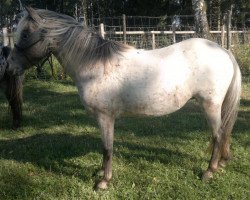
[{"xmin": 0, "ymin": 79, "xmax": 249, "ymax": 200}]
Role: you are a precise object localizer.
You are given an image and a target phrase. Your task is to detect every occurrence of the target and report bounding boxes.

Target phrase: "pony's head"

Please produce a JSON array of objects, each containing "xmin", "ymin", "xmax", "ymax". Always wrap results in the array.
[{"xmin": 7, "ymin": 7, "xmax": 59, "ymax": 75}]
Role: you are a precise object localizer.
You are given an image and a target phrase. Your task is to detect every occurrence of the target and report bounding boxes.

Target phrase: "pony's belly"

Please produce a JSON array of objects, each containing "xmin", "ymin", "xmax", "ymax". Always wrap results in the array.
[
  {"xmin": 78, "ymin": 86, "xmax": 191, "ymax": 117},
  {"xmin": 122, "ymin": 90, "xmax": 191, "ymax": 116},
  {"xmin": 123, "ymin": 104, "xmax": 183, "ymax": 116}
]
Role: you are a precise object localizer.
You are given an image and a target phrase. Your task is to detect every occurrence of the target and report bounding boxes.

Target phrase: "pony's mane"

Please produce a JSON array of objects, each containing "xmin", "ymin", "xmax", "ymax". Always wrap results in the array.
[{"xmin": 19, "ymin": 9, "xmax": 133, "ymax": 71}]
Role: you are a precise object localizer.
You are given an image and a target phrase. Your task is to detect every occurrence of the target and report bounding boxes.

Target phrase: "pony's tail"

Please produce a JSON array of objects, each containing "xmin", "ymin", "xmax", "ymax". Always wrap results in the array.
[{"xmin": 220, "ymin": 51, "xmax": 241, "ymax": 158}]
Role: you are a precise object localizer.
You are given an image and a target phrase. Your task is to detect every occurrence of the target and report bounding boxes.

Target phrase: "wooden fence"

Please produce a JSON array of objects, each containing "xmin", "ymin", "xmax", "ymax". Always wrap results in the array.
[
  {"xmin": 1, "ymin": 28, "xmax": 249, "ymax": 50},
  {"xmin": 97, "ymin": 13, "xmax": 249, "ymax": 50}
]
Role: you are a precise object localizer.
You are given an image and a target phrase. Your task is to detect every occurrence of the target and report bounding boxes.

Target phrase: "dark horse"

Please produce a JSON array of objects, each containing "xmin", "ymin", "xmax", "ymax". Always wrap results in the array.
[{"xmin": 0, "ymin": 46, "xmax": 23, "ymax": 129}]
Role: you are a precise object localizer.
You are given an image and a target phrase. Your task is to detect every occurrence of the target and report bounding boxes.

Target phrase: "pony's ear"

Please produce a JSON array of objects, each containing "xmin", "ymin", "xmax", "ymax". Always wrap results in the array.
[{"xmin": 25, "ymin": 6, "xmax": 44, "ymax": 23}]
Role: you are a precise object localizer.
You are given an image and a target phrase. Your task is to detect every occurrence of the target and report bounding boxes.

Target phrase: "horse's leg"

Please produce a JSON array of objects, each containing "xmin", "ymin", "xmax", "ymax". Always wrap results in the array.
[
  {"xmin": 95, "ymin": 113, "xmax": 115, "ymax": 190},
  {"xmin": 6, "ymin": 94, "xmax": 21, "ymax": 128},
  {"xmin": 202, "ymin": 100, "xmax": 223, "ymax": 181},
  {"xmin": 5, "ymin": 87, "xmax": 21, "ymax": 129}
]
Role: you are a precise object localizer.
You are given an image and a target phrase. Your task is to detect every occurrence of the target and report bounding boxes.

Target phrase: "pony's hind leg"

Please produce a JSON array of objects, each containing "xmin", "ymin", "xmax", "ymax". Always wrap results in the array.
[
  {"xmin": 201, "ymin": 100, "xmax": 223, "ymax": 181},
  {"xmin": 95, "ymin": 113, "xmax": 115, "ymax": 190}
]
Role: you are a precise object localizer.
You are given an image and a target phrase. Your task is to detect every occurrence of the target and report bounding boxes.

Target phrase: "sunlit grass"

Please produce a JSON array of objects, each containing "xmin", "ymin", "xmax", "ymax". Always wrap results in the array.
[{"xmin": 0, "ymin": 79, "xmax": 249, "ymax": 199}]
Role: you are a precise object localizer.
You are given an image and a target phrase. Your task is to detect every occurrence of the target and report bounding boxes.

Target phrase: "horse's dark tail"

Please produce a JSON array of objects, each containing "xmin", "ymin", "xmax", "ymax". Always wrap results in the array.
[
  {"xmin": 5, "ymin": 74, "xmax": 23, "ymax": 129},
  {"xmin": 220, "ymin": 51, "xmax": 241, "ymax": 159}
]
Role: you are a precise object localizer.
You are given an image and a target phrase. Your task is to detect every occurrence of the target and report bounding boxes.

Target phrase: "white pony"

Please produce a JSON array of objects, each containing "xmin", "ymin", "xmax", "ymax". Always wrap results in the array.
[{"xmin": 7, "ymin": 7, "xmax": 241, "ymax": 190}]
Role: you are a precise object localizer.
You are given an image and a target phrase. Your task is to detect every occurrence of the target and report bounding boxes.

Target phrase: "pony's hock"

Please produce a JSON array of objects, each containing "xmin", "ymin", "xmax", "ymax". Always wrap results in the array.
[
  {"xmin": 0, "ymin": 46, "xmax": 23, "ymax": 129},
  {"xmin": 8, "ymin": 7, "xmax": 241, "ymax": 190}
]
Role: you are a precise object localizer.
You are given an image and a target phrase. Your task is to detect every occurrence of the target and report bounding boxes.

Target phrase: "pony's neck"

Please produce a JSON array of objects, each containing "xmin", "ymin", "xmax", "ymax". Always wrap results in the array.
[
  {"xmin": 51, "ymin": 25, "xmax": 133, "ymax": 78},
  {"xmin": 53, "ymin": 50, "xmax": 78, "ymax": 79},
  {"xmin": 53, "ymin": 27, "xmax": 101, "ymax": 74}
]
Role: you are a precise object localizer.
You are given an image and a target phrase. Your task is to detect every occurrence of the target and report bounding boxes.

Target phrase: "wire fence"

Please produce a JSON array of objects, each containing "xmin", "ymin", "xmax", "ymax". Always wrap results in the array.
[{"xmin": 89, "ymin": 14, "xmax": 250, "ymax": 49}]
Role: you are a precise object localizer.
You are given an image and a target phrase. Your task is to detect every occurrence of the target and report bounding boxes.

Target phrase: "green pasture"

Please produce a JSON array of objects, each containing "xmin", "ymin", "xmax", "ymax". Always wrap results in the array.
[{"xmin": 0, "ymin": 80, "xmax": 249, "ymax": 200}]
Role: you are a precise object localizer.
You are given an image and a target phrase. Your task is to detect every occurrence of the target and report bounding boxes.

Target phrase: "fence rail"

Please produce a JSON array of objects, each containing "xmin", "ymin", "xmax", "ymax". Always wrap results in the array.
[{"xmin": 2, "ymin": 30, "xmax": 249, "ymax": 49}]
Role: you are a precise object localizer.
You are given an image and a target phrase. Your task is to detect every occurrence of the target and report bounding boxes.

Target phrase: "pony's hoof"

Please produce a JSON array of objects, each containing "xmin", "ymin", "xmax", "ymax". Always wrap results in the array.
[
  {"xmin": 95, "ymin": 180, "xmax": 109, "ymax": 190},
  {"xmin": 202, "ymin": 170, "xmax": 213, "ymax": 182}
]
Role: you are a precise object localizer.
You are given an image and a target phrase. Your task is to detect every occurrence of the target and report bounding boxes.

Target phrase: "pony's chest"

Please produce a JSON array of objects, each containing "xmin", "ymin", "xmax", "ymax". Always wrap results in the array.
[{"xmin": 76, "ymin": 78, "xmax": 122, "ymax": 115}]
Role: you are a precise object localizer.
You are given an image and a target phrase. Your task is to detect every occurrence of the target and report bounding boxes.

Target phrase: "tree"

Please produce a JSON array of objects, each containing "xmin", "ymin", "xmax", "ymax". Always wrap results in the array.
[
  {"xmin": 0, "ymin": 0, "xmax": 19, "ymax": 28},
  {"xmin": 208, "ymin": 0, "xmax": 221, "ymax": 30},
  {"xmin": 192, "ymin": 0, "xmax": 211, "ymax": 39}
]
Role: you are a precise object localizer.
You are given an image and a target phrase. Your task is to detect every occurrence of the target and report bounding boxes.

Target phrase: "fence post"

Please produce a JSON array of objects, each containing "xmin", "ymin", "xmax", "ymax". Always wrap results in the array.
[
  {"xmin": 122, "ymin": 14, "xmax": 126, "ymax": 44},
  {"xmin": 99, "ymin": 23, "xmax": 105, "ymax": 39},
  {"xmin": 9, "ymin": 33, "xmax": 14, "ymax": 48},
  {"xmin": 221, "ymin": 15, "xmax": 226, "ymax": 48},
  {"xmin": 152, "ymin": 33, "xmax": 155, "ymax": 49},
  {"xmin": 226, "ymin": 6, "xmax": 232, "ymax": 50},
  {"xmin": 172, "ymin": 26, "xmax": 176, "ymax": 43},
  {"xmin": 3, "ymin": 27, "xmax": 9, "ymax": 46}
]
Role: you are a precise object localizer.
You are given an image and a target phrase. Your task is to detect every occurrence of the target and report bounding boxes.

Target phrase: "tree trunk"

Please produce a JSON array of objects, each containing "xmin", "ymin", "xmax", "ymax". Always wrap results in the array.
[
  {"xmin": 60, "ymin": 0, "xmax": 64, "ymax": 13},
  {"xmin": 192, "ymin": 0, "xmax": 211, "ymax": 39},
  {"xmin": 209, "ymin": 0, "xmax": 221, "ymax": 30},
  {"xmin": 80, "ymin": 0, "xmax": 88, "ymax": 25}
]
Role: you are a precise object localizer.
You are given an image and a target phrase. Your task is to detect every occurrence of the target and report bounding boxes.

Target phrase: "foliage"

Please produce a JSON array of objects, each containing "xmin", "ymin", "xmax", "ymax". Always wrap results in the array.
[
  {"xmin": 0, "ymin": 0, "xmax": 18, "ymax": 27},
  {"xmin": 0, "ymin": 80, "xmax": 249, "ymax": 199},
  {"xmin": 24, "ymin": 56, "xmax": 65, "ymax": 81},
  {"xmin": 232, "ymin": 43, "xmax": 250, "ymax": 81}
]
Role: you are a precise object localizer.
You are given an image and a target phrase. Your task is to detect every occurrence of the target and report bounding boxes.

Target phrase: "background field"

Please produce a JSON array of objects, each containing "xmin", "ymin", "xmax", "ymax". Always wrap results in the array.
[{"xmin": 0, "ymin": 79, "xmax": 249, "ymax": 200}]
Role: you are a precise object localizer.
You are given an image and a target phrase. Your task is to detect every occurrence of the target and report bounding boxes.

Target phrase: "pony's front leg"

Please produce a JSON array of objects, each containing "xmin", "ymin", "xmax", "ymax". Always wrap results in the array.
[{"xmin": 95, "ymin": 113, "xmax": 115, "ymax": 190}]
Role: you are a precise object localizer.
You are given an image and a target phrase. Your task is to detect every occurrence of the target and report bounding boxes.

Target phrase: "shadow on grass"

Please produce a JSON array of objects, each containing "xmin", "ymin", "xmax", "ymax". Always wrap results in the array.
[
  {"xmin": 0, "ymin": 133, "xmax": 100, "ymax": 181},
  {"xmin": 0, "ymin": 131, "xmax": 200, "ymax": 180}
]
